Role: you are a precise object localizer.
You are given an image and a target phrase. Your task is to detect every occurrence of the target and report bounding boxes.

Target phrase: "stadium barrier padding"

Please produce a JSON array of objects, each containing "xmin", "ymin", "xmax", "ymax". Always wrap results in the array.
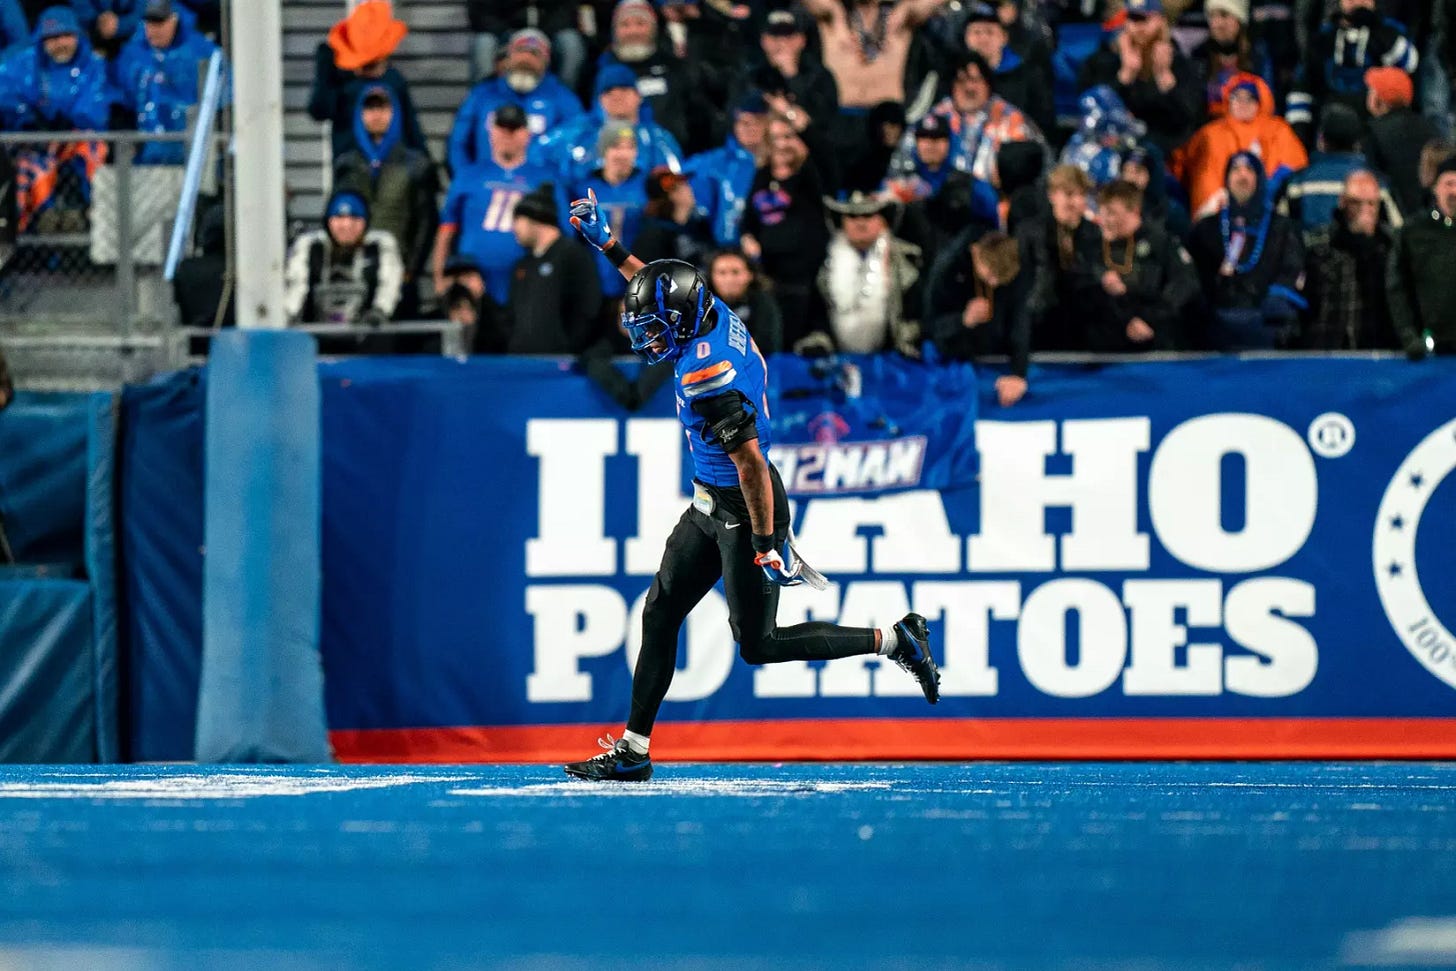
[
  {"xmin": 194, "ymin": 331, "xmax": 329, "ymax": 763},
  {"xmin": 121, "ymin": 355, "xmax": 1456, "ymax": 761},
  {"xmin": 0, "ymin": 392, "xmax": 119, "ymax": 762}
]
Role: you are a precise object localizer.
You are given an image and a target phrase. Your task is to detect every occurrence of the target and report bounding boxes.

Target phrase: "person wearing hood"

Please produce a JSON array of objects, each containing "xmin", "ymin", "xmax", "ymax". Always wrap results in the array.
[
  {"xmin": 925, "ymin": 226, "xmax": 1032, "ymax": 405},
  {"xmin": 682, "ymin": 91, "xmax": 769, "ymax": 247},
  {"xmin": 308, "ymin": 2, "xmax": 429, "ymax": 162},
  {"xmin": 0, "ymin": 7, "xmax": 113, "ymax": 233},
  {"xmin": 1386, "ymin": 155, "xmax": 1456, "ymax": 356},
  {"xmin": 334, "ymin": 84, "xmax": 438, "ymax": 313},
  {"xmin": 447, "ymin": 28, "xmax": 583, "ymax": 176},
  {"xmin": 1118, "ymin": 142, "xmax": 1190, "ymax": 237},
  {"xmin": 1187, "ymin": 151, "xmax": 1307, "ymax": 349},
  {"xmin": 1277, "ymin": 102, "xmax": 1402, "ymax": 234},
  {"xmin": 631, "ymin": 166, "xmax": 714, "ymax": 267},
  {"xmin": 284, "ymin": 190, "xmax": 404, "ymax": 326},
  {"xmin": 112, "ymin": 0, "xmax": 223, "ymax": 165},
  {"xmin": 1073, "ymin": 178, "xmax": 1200, "ymax": 350},
  {"xmin": 961, "ymin": 1, "xmax": 1055, "ymax": 135},
  {"xmin": 1190, "ymin": 0, "xmax": 1275, "ymax": 119},
  {"xmin": 1286, "ymin": 0, "xmax": 1419, "ymax": 144},
  {"xmin": 591, "ymin": 0, "xmax": 697, "ymax": 151},
  {"xmin": 537, "ymin": 63, "xmax": 684, "ymax": 187},
  {"xmin": 433, "ymin": 103, "xmax": 556, "ymax": 310},
  {"xmin": 915, "ymin": 50, "xmax": 1043, "ymax": 184},
  {"xmin": 1077, "ymin": 0, "xmax": 1205, "ymax": 155},
  {"xmin": 1172, "ymin": 72, "xmax": 1307, "ymax": 216},
  {"xmin": 884, "ymin": 111, "xmax": 1001, "ymax": 263},
  {"xmin": 1302, "ymin": 170, "xmax": 1399, "ymax": 348}
]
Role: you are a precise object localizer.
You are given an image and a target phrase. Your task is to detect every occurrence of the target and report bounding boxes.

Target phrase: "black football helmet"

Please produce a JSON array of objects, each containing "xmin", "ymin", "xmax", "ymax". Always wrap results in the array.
[{"xmin": 621, "ymin": 260, "xmax": 709, "ymax": 363}]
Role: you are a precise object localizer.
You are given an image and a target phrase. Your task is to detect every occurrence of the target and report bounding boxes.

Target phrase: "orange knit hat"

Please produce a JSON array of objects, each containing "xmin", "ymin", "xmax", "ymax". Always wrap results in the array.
[
  {"xmin": 1364, "ymin": 67, "xmax": 1414, "ymax": 108},
  {"xmin": 328, "ymin": 1, "xmax": 408, "ymax": 72}
]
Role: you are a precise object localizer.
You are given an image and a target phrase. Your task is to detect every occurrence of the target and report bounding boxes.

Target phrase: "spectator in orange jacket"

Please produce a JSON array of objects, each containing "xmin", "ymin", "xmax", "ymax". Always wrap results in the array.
[{"xmin": 1172, "ymin": 72, "xmax": 1307, "ymax": 216}]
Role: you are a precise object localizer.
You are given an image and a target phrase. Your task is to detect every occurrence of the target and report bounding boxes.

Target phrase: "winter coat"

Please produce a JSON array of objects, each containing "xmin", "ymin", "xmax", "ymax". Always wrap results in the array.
[
  {"xmin": 1171, "ymin": 73, "xmax": 1307, "ymax": 215},
  {"xmin": 1387, "ymin": 205, "xmax": 1456, "ymax": 354},
  {"xmin": 988, "ymin": 46, "xmax": 1056, "ymax": 136},
  {"xmin": 1302, "ymin": 213, "xmax": 1398, "ymax": 349},
  {"xmin": 1015, "ymin": 209, "xmax": 1103, "ymax": 351},
  {"xmin": 536, "ymin": 105, "xmax": 683, "ymax": 187},
  {"xmin": 683, "ymin": 136, "xmax": 759, "ymax": 246},
  {"xmin": 926, "ymin": 222, "xmax": 1032, "ymax": 373},
  {"xmin": 592, "ymin": 51, "xmax": 695, "ymax": 151},
  {"xmin": 1071, "ymin": 223, "xmax": 1201, "ymax": 351},
  {"xmin": 0, "ymin": 22, "xmax": 111, "ymax": 132},
  {"xmin": 1078, "ymin": 31, "xmax": 1205, "ymax": 154},
  {"xmin": 1276, "ymin": 150, "xmax": 1403, "ymax": 233},
  {"xmin": 447, "ymin": 73, "xmax": 582, "ymax": 174},
  {"xmin": 283, "ymin": 228, "xmax": 404, "ymax": 324},
  {"xmin": 333, "ymin": 101, "xmax": 438, "ymax": 279},
  {"xmin": 1190, "ymin": 34, "xmax": 1276, "ymax": 118},
  {"xmin": 910, "ymin": 93, "xmax": 1042, "ymax": 184},
  {"xmin": 1286, "ymin": 8, "xmax": 1419, "ymax": 142},
  {"xmin": 112, "ymin": 17, "xmax": 223, "ymax": 164},
  {"xmin": 1366, "ymin": 108, "xmax": 1438, "ymax": 218}
]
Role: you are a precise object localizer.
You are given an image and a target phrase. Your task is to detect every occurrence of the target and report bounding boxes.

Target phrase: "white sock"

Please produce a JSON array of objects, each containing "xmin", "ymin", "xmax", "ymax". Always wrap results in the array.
[
  {"xmin": 878, "ymin": 624, "xmax": 899, "ymax": 656},
  {"xmin": 622, "ymin": 730, "xmax": 650, "ymax": 755}
]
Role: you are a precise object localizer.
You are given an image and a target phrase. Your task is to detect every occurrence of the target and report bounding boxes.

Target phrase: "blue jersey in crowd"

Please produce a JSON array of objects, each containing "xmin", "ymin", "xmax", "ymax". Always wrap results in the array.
[
  {"xmin": 443, "ymin": 157, "xmax": 553, "ymax": 305},
  {"xmin": 682, "ymin": 136, "xmax": 757, "ymax": 247},
  {"xmin": 570, "ymin": 169, "xmax": 648, "ymax": 300},
  {"xmin": 447, "ymin": 74, "xmax": 582, "ymax": 174},
  {"xmin": 675, "ymin": 296, "xmax": 773, "ymax": 489}
]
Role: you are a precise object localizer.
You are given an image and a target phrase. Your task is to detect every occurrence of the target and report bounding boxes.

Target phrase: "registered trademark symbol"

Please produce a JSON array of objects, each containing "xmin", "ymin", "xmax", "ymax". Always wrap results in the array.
[{"xmin": 1308, "ymin": 412, "xmax": 1355, "ymax": 458}]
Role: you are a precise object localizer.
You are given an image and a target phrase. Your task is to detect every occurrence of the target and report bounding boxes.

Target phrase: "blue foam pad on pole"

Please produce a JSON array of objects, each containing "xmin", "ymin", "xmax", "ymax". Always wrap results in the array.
[{"xmin": 196, "ymin": 330, "xmax": 330, "ymax": 763}]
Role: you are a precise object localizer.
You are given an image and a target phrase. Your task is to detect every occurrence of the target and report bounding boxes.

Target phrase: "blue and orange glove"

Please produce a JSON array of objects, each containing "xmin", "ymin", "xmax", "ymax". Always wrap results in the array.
[
  {"xmin": 753, "ymin": 534, "xmax": 804, "ymax": 587},
  {"xmin": 569, "ymin": 188, "xmax": 614, "ymax": 251}
]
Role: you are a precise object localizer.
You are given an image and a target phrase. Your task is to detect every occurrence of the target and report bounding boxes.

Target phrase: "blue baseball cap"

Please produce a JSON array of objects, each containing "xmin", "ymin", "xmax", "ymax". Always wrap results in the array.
[
  {"xmin": 595, "ymin": 64, "xmax": 639, "ymax": 98},
  {"xmin": 1124, "ymin": 0, "xmax": 1163, "ymax": 16},
  {"xmin": 735, "ymin": 90, "xmax": 768, "ymax": 116}
]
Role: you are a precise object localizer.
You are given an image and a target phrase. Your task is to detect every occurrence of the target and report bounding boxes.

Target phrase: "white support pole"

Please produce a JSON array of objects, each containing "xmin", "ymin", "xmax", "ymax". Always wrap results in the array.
[{"xmin": 230, "ymin": 0, "xmax": 288, "ymax": 330}]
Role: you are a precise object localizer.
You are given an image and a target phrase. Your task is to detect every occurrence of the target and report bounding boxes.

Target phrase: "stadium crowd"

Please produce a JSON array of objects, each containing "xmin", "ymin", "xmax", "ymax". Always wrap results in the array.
[{"xmin": 1, "ymin": 0, "xmax": 1455, "ymax": 399}]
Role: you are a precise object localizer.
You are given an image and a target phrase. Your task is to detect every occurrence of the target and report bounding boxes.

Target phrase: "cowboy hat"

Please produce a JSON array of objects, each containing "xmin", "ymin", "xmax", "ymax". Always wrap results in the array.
[{"xmin": 329, "ymin": 1, "xmax": 408, "ymax": 72}]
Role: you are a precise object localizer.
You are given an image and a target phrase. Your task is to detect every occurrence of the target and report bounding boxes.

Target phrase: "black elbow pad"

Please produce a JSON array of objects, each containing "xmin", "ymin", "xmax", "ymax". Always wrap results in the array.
[{"xmin": 692, "ymin": 391, "xmax": 760, "ymax": 453}]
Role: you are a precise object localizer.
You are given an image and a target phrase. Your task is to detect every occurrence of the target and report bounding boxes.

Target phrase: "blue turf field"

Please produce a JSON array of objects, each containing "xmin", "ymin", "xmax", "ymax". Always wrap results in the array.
[{"xmin": 0, "ymin": 763, "xmax": 1452, "ymax": 970}]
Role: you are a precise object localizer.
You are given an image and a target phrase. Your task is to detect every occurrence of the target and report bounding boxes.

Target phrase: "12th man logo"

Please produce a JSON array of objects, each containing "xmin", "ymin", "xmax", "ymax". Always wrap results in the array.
[{"xmin": 1374, "ymin": 417, "xmax": 1456, "ymax": 689}]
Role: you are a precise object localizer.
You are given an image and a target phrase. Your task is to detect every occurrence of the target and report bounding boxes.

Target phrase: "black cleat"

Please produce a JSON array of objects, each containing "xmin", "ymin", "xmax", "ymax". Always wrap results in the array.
[
  {"xmin": 563, "ymin": 734, "xmax": 654, "ymax": 782},
  {"xmin": 887, "ymin": 612, "xmax": 941, "ymax": 704}
]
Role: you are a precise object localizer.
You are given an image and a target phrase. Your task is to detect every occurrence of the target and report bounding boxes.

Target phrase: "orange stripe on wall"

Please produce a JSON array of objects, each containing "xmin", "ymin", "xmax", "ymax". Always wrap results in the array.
[{"xmin": 329, "ymin": 718, "xmax": 1456, "ymax": 763}]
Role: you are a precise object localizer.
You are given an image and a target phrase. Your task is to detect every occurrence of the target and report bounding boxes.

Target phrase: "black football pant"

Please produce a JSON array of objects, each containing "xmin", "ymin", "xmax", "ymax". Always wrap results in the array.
[{"xmin": 626, "ymin": 505, "xmax": 878, "ymax": 736}]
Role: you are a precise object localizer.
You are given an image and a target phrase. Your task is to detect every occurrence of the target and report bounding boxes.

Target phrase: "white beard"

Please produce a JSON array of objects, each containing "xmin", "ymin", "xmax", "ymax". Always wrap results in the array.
[
  {"xmin": 613, "ymin": 42, "xmax": 655, "ymax": 63},
  {"xmin": 824, "ymin": 233, "xmax": 892, "ymax": 354},
  {"xmin": 505, "ymin": 70, "xmax": 541, "ymax": 94}
]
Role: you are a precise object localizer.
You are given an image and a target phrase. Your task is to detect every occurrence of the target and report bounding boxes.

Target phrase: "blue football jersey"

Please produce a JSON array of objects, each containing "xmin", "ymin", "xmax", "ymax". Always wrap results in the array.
[
  {"xmin": 442, "ymin": 158, "xmax": 552, "ymax": 305},
  {"xmin": 674, "ymin": 296, "xmax": 773, "ymax": 489}
]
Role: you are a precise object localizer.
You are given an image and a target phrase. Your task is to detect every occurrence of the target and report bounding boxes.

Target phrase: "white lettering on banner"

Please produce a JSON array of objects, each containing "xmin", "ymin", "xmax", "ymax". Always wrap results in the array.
[
  {"xmin": 526, "ymin": 419, "xmax": 617, "ymax": 576},
  {"xmin": 625, "ymin": 419, "xmax": 690, "ymax": 576},
  {"xmin": 1018, "ymin": 580, "xmax": 1129, "ymax": 697},
  {"xmin": 795, "ymin": 491, "xmax": 960, "ymax": 574},
  {"xmin": 521, "ymin": 411, "xmax": 1329, "ymax": 703},
  {"xmin": 771, "ymin": 438, "xmax": 926, "ymax": 495},
  {"xmin": 525, "ymin": 585, "xmax": 626, "ymax": 701},
  {"xmin": 626, "ymin": 588, "xmax": 735, "ymax": 701},
  {"xmin": 969, "ymin": 419, "xmax": 1150, "ymax": 572},
  {"xmin": 1122, "ymin": 580, "xmax": 1225, "ymax": 695},
  {"xmin": 1149, "ymin": 415, "xmax": 1318, "ymax": 572},
  {"xmin": 1223, "ymin": 578, "xmax": 1318, "ymax": 696},
  {"xmin": 912, "ymin": 581, "xmax": 1013, "ymax": 696}
]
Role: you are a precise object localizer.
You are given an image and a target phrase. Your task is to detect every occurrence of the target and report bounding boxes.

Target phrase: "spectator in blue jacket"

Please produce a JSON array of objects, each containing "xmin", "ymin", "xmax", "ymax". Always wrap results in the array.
[
  {"xmin": 0, "ymin": 0, "xmax": 29, "ymax": 54},
  {"xmin": 537, "ymin": 63, "xmax": 682, "ymax": 186},
  {"xmin": 1276, "ymin": 102, "xmax": 1402, "ymax": 235},
  {"xmin": 308, "ymin": 35, "xmax": 428, "ymax": 162},
  {"xmin": 0, "ymin": 6, "xmax": 112, "ymax": 231},
  {"xmin": 682, "ymin": 90, "xmax": 769, "ymax": 246},
  {"xmin": 112, "ymin": 0, "xmax": 222, "ymax": 164},
  {"xmin": 447, "ymin": 28, "xmax": 582, "ymax": 175}
]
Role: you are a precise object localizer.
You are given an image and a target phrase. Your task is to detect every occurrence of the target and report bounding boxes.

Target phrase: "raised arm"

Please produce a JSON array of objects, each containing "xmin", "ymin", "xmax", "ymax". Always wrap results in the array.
[{"xmin": 569, "ymin": 188, "xmax": 645, "ymax": 280}]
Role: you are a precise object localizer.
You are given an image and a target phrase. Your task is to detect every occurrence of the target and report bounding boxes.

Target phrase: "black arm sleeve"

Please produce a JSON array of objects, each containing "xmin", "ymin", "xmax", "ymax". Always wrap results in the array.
[{"xmin": 691, "ymin": 391, "xmax": 759, "ymax": 453}]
